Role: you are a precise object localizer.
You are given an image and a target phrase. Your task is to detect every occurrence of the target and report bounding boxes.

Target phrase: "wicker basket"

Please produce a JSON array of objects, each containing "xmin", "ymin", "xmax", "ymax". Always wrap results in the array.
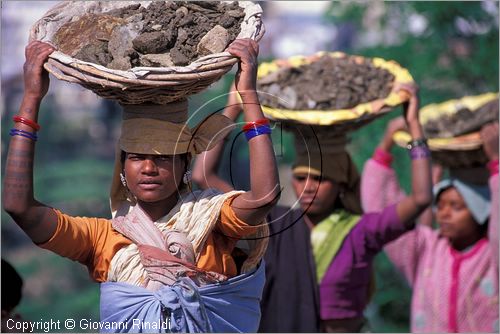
[
  {"xmin": 255, "ymin": 52, "xmax": 414, "ymax": 134},
  {"xmin": 393, "ymin": 92, "xmax": 499, "ymax": 168},
  {"xmin": 30, "ymin": 1, "xmax": 264, "ymax": 105}
]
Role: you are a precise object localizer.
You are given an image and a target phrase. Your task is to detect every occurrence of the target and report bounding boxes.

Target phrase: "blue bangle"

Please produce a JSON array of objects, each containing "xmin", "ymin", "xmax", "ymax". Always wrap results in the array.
[
  {"xmin": 10, "ymin": 128, "xmax": 38, "ymax": 141},
  {"xmin": 244, "ymin": 124, "xmax": 271, "ymax": 141}
]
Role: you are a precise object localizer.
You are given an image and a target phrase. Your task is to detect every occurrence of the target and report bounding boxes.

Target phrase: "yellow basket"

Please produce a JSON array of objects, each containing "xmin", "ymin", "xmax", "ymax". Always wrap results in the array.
[
  {"xmin": 393, "ymin": 92, "xmax": 499, "ymax": 167},
  {"xmin": 256, "ymin": 52, "xmax": 414, "ymax": 129}
]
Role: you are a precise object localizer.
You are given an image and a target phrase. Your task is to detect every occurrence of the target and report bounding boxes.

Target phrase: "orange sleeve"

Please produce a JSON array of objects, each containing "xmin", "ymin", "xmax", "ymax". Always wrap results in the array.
[
  {"xmin": 216, "ymin": 194, "xmax": 261, "ymax": 238},
  {"xmin": 38, "ymin": 209, "xmax": 131, "ymax": 282}
]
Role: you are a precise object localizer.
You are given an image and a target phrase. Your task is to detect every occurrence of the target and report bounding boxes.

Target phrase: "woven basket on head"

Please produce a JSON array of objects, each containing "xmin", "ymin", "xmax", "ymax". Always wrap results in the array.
[
  {"xmin": 393, "ymin": 92, "xmax": 499, "ymax": 168},
  {"xmin": 30, "ymin": 1, "xmax": 264, "ymax": 105},
  {"xmin": 255, "ymin": 52, "xmax": 414, "ymax": 135}
]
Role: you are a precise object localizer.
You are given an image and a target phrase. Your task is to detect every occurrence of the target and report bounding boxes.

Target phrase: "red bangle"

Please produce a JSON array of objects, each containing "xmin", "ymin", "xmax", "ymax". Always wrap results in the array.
[
  {"xmin": 487, "ymin": 159, "xmax": 499, "ymax": 176},
  {"xmin": 373, "ymin": 147, "xmax": 393, "ymax": 167},
  {"xmin": 13, "ymin": 115, "xmax": 41, "ymax": 131},
  {"xmin": 242, "ymin": 118, "xmax": 270, "ymax": 132}
]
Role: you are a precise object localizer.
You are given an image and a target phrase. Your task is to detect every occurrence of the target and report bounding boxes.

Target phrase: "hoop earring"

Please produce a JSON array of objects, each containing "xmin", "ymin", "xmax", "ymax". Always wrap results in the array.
[
  {"xmin": 120, "ymin": 173, "xmax": 127, "ymax": 188},
  {"xmin": 183, "ymin": 170, "xmax": 192, "ymax": 184}
]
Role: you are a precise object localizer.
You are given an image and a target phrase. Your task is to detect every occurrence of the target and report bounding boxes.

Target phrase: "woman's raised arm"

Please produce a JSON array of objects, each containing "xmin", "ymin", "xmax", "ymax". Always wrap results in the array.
[
  {"xmin": 3, "ymin": 41, "xmax": 58, "ymax": 244},
  {"xmin": 225, "ymin": 39, "xmax": 280, "ymax": 225},
  {"xmin": 394, "ymin": 85, "xmax": 433, "ymax": 227}
]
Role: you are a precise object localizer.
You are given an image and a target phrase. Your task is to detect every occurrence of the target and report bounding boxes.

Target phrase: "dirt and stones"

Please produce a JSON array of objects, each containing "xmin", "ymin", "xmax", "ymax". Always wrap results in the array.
[
  {"xmin": 53, "ymin": 1, "xmax": 244, "ymax": 69},
  {"xmin": 424, "ymin": 98, "xmax": 499, "ymax": 138},
  {"xmin": 256, "ymin": 55, "xmax": 395, "ymax": 110}
]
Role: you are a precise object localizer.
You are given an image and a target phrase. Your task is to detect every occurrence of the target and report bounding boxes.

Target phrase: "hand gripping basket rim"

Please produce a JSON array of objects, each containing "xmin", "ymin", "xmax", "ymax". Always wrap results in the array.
[
  {"xmin": 29, "ymin": 1, "xmax": 264, "ymax": 104},
  {"xmin": 393, "ymin": 92, "xmax": 499, "ymax": 151},
  {"xmin": 256, "ymin": 51, "xmax": 415, "ymax": 126}
]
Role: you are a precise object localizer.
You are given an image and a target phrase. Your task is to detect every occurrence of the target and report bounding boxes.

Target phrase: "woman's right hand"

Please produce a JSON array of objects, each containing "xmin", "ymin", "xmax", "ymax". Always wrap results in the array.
[{"xmin": 23, "ymin": 41, "xmax": 55, "ymax": 101}]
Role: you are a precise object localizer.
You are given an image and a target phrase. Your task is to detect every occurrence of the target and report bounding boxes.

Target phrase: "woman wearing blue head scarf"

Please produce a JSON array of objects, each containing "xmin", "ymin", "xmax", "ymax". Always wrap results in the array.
[{"xmin": 362, "ymin": 122, "xmax": 498, "ymax": 333}]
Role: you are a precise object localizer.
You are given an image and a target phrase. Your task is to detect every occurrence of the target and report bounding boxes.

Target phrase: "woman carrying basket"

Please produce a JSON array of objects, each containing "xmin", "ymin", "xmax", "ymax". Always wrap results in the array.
[
  {"xmin": 3, "ymin": 39, "xmax": 280, "ymax": 333},
  {"xmin": 362, "ymin": 120, "xmax": 499, "ymax": 333},
  {"xmin": 193, "ymin": 83, "xmax": 433, "ymax": 332}
]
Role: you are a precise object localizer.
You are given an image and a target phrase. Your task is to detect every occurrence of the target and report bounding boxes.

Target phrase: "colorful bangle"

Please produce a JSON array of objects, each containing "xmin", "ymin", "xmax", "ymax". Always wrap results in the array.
[
  {"xmin": 487, "ymin": 159, "xmax": 499, "ymax": 176},
  {"xmin": 13, "ymin": 115, "xmax": 41, "ymax": 131},
  {"xmin": 406, "ymin": 138, "xmax": 428, "ymax": 150},
  {"xmin": 409, "ymin": 145, "xmax": 431, "ymax": 160},
  {"xmin": 242, "ymin": 118, "xmax": 270, "ymax": 132},
  {"xmin": 9, "ymin": 128, "xmax": 38, "ymax": 142},
  {"xmin": 244, "ymin": 124, "xmax": 271, "ymax": 141},
  {"xmin": 373, "ymin": 148, "xmax": 393, "ymax": 167}
]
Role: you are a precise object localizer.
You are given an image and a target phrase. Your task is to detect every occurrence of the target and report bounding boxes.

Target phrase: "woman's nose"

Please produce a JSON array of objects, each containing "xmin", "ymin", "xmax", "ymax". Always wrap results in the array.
[
  {"xmin": 438, "ymin": 205, "xmax": 451, "ymax": 218},
  {"xmin": 142, "ymin": 158, "xmax": 158, "ymax": 174},
  {"xmin": 304, "ymin": 178, "xmax": 317, "ymax": 192}
]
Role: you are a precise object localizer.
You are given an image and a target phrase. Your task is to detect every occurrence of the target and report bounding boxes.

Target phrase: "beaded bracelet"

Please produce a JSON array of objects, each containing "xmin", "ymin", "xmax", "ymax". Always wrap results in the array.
[
  {"xmin": 406, "ymin": 138, "xmax": 428, "ymax": 150},
  {"xmin": 242, "ymin": 119, "xmax": 270, "ymax": 132},
  {"xmin": 13, "ymin": 115, "xmax": 41, "ymax": 131},
  {"xmin": 409, "ymin": 145, "xmax": 431, "ymax": 160},
  {"xmin": 244, "ymin": 124, "xmax": 272, "ymax": 141},
  {"xmin": 9, "ymin": 128, "xmax": 38, "ymax": 141}
]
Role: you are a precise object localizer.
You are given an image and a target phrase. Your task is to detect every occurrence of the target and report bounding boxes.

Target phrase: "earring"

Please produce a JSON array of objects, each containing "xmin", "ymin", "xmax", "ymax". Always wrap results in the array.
[
  {"xmin": 120, "ymin": 173, "xmax": 127, "ymax": 188},
  {"xmin": 183, "ymin": 170, "xmax": 192, "ymax": 184}
]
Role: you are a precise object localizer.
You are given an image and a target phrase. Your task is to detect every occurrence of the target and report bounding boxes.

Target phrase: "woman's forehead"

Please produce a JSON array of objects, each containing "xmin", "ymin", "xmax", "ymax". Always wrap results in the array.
[
  {"xmin": 438, "ymin": 187, "xmax": 464, "ymax": 201},
  {"xmin": 293, "ymin": 171, "xmax": 320, "ymax": 178},
  {"xmin": 126, "ymin": 152, "xmax": 178, "ymax": 157}
]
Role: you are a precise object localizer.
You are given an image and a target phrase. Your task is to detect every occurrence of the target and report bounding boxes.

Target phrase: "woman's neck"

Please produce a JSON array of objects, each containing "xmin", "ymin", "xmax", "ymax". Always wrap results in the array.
[
  {"xmin": 138, "ymin": 195, "xmax": 179, "ymax": 222},
  {"xmin": 450, "ymin": 232, "xmax": 485, "ymax": 252},
  {"xmin": 304, "ymin": 211, "xmax": 335, "ymax": 228}
]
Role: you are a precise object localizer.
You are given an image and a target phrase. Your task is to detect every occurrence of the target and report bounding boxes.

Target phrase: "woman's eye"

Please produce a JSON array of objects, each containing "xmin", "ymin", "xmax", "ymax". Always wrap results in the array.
[
  {"xmin": 451, "ymin": 204, "xmax": 465, "ymax": 211},
  {"xmin": 157, "ymin": 156, "xmax": 172, "ymax": 162}
]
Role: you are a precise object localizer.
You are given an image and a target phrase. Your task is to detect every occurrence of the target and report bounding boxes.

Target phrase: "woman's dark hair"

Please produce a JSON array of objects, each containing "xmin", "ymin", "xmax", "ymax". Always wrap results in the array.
[
  {"xmin": 1, "ymin": 259, "xmax": 23, "ymax": 312},
  {"xmin": 479, "ymin": 219, "xmax": 489, "ymax": 236},
  {"xmin": 120, "ymin": 150, "xmax": 127, "ymax": 165}
]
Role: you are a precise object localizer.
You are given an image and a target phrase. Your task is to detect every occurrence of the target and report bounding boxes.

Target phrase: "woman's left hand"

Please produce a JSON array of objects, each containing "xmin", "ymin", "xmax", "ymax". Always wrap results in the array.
[
  {"xmin": 480, "ymin": 122, "xmax": 499, "ymax": 161},
  {"xmin": 227, "ymin": 39, "xmax": 259, "ymax": 99},
  {"xmin": 398, "ymin": 83, "xmax": 420, "ymax": 126}
]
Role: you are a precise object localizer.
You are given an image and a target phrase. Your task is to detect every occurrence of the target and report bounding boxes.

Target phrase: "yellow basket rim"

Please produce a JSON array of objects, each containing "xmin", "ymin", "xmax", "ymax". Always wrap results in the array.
[
  {"xmin": 419, "ymin": 92, "xmax": 499, "ymax": 125},
  {"xmin": 256, "ymin": 51, "xmax": 415, "ymax": 126}
]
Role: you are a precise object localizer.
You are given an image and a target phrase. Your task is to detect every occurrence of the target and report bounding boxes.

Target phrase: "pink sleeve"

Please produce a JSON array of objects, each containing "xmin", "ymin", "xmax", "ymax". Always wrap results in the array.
[
  {"xmin": 489, "ymin": 174, "xmax": 498, "ymax": 273},
  {"xmin": 361, "ymin": 158, "xmax": 429, "ymax": 287},
  {"xmin": 383, "ymin": 225, "xmax": 432, "ymax": 287},
  {"xmin": 361, "ymin": 158, "xmax": 406, "ymax": 212}
]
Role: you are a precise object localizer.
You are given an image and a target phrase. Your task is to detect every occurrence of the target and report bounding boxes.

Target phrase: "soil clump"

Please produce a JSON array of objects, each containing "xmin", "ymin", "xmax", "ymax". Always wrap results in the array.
[
  {"xmin": 424, "ymin": 99, "xmax": 499, "ymax": 137},
  {"xmin": 53, "ymin": 1, "xmax": 244, "ymax": 69},
  {"xmin": 257, "ymin": 55, "xmax": 395, "ymax": 110}
]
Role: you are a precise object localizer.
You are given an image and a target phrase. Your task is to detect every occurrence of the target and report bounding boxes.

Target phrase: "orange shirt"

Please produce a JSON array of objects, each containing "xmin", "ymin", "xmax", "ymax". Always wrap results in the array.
[{"xmin": 39, "ymin": 197, "xmax": 258, "ymax": 282}]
